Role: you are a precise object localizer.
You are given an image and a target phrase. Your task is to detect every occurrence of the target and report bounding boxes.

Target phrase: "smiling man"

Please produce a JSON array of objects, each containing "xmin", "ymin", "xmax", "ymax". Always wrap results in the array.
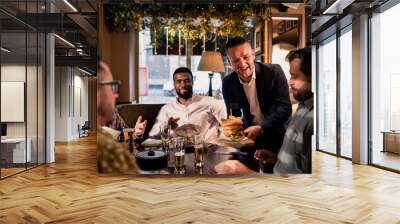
[
  {"xmin": 216, "ymin": 47, "xmax": 313, "ymax": 174},
  {"xmin": 149, "ymin": 67, "xmax": 227, "ymax": 142},
  {"xmin": 222, "ymin": 36, "xmax": 292, "ymax": 172}
]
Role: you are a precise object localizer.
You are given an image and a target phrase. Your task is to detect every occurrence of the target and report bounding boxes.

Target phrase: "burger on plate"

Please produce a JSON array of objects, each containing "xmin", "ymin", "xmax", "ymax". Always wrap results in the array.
[{"xmin": 220, "ymin": 116, "xmax": 244, "ymax": 141}]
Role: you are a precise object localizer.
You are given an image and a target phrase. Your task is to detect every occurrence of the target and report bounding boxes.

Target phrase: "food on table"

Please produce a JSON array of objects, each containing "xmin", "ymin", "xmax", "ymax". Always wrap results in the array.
[{"xmin": 220, "ymin": 115, "xmax": 244, "ymax": 141}]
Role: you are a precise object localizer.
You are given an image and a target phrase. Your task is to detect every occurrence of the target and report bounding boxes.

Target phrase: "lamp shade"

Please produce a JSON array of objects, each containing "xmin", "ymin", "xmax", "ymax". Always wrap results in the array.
[{"xmin": 197, "ymin": 51, "xmax": 225, "ymax": 73}]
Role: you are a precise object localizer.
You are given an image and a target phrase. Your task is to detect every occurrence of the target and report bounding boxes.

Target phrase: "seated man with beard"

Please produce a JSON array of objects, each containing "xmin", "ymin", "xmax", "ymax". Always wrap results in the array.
[
  {"xmin": 149, "ymin": 67, "xmax": 227, "ymax": 142},
  {"xmin": 215, "ymin": 48, "xmax": 313, "ymax": 174}
]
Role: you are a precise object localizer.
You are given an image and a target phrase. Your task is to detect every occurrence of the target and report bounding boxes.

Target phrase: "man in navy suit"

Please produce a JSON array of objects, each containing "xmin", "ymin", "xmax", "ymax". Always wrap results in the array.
[{"xmin": 222, "ymin": 36, "xmax": 292, "ymax": 172}]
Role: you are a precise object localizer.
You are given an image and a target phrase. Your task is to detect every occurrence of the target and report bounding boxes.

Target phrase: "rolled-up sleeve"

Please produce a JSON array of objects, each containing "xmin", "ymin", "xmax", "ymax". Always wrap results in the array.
[{"xmin": 148, "ymin": 106, "xmax": 168, "ymax": 138}]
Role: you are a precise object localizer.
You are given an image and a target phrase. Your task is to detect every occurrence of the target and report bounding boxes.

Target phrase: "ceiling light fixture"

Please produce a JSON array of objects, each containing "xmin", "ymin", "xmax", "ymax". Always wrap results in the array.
[
  {"xmin": 1, "ymin": 47, "xmax": 11, "ymax": 53},
  {"xmin": 78, "ymin": 67, "xmax": 93, "ymax": 76},
  {"xmin": 63, "ymin": 0, "xmax": 78, "ymax": 12},
  {"xmin": 54, "ymin": 34, "xmax": 75, "ymax": 48},
  {"xmin": 271, "ymin": 16, "xmax": 299, "ymax": 20},
  {"xmin": 323, "ymin": 0, "xmax": 354, "ymax": 15},
  {"xmin": 282, "ymin": 3, "xmax": 300, "ymax": 10}
]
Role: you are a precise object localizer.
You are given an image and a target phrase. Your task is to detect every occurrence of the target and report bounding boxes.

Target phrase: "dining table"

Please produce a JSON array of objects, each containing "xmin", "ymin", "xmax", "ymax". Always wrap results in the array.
[{"xmin": 132, "ymin": 139, "xmax": 258, "ymax": 175}]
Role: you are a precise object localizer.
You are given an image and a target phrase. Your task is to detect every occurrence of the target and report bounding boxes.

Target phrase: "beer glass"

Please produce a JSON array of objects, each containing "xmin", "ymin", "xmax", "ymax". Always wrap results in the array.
[
  {"xmin": 122, "ymin": 128, "xmax": 134, "ymax": 153},
  {"xmin": 193, "ymin": 134, "xmax": 204, "ymax": 168},
  {"xmin": 171, "ymin": 137, "xmax": 186, "ymax": 174},
  {"xmin": 122, "ymin": 128, "xmax": 134, "ymax": 142},
  {"xmin": 160, "ymin": 124, "xmax": 171, "ymax": 152}
]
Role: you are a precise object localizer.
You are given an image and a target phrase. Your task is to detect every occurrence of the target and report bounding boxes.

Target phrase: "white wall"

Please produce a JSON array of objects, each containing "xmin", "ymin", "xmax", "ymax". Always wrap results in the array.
[
  {"xmin": 54, "ymin": 67, "xmax": 89, "ymax": 141},
  {"xmin": 1, "ymin": 65, "xmax": 39, "ymax": 138},
  {"xmin": 73, "ymin": 73, "xmax": 89, "ymax": 137},
  {"xmin": 1, "ymin": 64, "xmax": 45, "ymax": 164},
  {"xmin": 54, "ymin": 66, "xmax": 69, "ymax": 141}
]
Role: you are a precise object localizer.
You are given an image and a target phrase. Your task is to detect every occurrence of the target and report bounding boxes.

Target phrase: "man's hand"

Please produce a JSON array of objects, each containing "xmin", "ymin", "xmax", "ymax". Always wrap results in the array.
[
  {"xmin": 244, "ymin": 125, "xmax": 262, "ymax": 140},
  {"xmin": 168, "ymin": 117, "xmax": 180, "ymax": 130},
  {"xmin": 207, "ymin": 110, "xmax": 218, "ymax": 126},
  {"xmin": 214, "ymin": 160, "xmax": 254, "ymax": 174},
  {"xmin": 254, "ymin": 149, "xmax": 277, "ymax": 164},
  {"xmin": 134, "ymin": 116, "xmax": 147, "ymax": 136}
]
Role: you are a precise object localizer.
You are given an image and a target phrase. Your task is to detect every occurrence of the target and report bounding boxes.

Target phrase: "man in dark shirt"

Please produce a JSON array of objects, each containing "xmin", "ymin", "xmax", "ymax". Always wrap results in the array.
[
  {"xmin": 269, "ymin": 47, "xmax": 313, "ymax": 173},
  {"xmin": 215, "ymin": 48, "xmax": 313, "ymax": 174}
]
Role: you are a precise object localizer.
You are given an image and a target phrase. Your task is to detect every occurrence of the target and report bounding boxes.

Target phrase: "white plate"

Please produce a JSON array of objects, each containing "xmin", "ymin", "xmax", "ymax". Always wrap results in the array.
[{"xmin": 174, "ymin": 124, "xmax": 201, "ymax": 137}]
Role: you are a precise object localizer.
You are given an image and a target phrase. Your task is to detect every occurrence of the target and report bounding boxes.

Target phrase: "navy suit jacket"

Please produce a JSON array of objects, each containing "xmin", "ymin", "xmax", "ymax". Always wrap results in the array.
[{"xmin": 222, "ymin": 62, "xmax": 292, "ymax": 151}]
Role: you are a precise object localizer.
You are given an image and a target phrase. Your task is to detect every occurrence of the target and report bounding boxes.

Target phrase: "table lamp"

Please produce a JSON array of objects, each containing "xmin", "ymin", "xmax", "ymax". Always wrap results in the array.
[{"xmin": 197, "ymin": 51, "xmax": 225, "ymax": 96}]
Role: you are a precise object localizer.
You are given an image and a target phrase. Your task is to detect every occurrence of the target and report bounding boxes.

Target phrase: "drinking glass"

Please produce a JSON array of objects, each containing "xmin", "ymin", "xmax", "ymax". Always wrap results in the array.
[
  {"xmin": 259, "ymin": 159, "xmax": 264, "ymax": 174},
  {"xmin": 193, "ymin": 134, "xmax": 204, "ymax": 168},
  {"xmin": 122, "ymin": 128, "xmax": 134, "ymax": 153},
  {"xmin": 122, "ymin": 128, "xmax": 134, "ymax": 142},
  {"xmin": 160, "ymin": 124, "xmax": 171, "ymax": 152},
  {"xmin": 171, "ymin": 137, "xmax": 186, "ymax": 174}
]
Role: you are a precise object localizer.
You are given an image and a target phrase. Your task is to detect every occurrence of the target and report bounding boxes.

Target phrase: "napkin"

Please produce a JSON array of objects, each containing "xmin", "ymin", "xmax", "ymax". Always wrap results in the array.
[{"xmin": 141, "ymin": 138, "xmax": 162, "ymax": 147}]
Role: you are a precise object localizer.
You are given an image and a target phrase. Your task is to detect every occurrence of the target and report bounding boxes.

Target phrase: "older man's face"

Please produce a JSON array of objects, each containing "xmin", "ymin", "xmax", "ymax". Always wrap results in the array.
[
  {"xmin": 97, "ymin": 62, "xmax": 118, "ymax": 125},
  {"xmin": 227, "ymin": 42, "xmax": 255, "ymax": 82},
  {"xmin": 288, "ymin": 58, "xmax": 311, "ymax": 102}
]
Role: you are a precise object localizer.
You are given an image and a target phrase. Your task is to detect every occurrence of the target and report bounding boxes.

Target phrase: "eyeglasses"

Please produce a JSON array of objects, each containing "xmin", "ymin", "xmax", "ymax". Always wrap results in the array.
[{"xmin": 99, "ymin": 80, "xmax": 120, "ymax": 94}]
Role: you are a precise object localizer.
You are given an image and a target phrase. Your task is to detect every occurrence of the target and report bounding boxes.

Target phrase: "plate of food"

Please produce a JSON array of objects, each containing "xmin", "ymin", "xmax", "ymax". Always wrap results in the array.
[
  {"xmin": 220, "ymin": 115, "xmax": 245, "ymax": 141},
  {"xmin": 175, "ymin": 124, "xmax": 201, "ymax": 146},
  {"xmin": 217, "ymin": 115, "xmax": 254, "ymax": 148}
]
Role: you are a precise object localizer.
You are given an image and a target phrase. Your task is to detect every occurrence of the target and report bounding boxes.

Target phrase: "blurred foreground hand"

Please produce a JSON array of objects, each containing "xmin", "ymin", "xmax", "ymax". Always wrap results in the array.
[{"xmin": 214, "ymin": 160, "xmax": 254, "ymax": 174}]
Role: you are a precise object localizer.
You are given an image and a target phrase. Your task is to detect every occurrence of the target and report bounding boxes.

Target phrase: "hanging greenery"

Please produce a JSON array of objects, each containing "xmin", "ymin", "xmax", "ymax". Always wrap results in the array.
[{"xmin": 104, "ymin": 3, "xmax": 271, "ymax": 40}]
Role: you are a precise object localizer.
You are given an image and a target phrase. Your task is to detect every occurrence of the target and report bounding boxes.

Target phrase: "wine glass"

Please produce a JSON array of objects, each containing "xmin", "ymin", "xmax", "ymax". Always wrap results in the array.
[{"xmin": 160, "ymin": 124, "xmax": 171, "ymax": 152}]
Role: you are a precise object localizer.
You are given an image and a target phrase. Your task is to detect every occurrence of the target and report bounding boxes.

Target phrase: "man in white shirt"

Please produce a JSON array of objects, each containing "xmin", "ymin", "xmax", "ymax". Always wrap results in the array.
[{"xmin": 149, "ymin": 67, "xmax": 227, "ymax": 142}]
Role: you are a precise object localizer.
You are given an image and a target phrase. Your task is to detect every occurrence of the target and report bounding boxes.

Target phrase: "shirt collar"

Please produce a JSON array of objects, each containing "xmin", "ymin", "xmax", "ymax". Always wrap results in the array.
[
  {"xmin": 238, "ymin": 68, "xmax": 256, "ymax": 85},
  {"xmin": 175, "ymin": 94, "xmax": 199, "ymax": 106}
]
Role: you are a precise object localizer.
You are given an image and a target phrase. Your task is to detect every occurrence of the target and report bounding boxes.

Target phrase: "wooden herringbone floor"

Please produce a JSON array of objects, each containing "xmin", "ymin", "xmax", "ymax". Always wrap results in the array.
[{"xmin": 1, "ymin": 135, "xmax": 400, "ymax": 223}]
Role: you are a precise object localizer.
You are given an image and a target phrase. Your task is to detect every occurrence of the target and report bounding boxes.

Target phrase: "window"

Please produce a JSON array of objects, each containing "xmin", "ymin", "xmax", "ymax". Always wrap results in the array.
[
  {"xmin": 0, "ymin": 1, "xmax": 46, "ymax": 179},
  {"xmin": 370, "ymin": 2, "xmax": 400, "ymax": 171},
  {"xmin": 317, "ymin": 35, "xmax": 337, "ymax": 155},
  {"xmin": 339, "ymin": 27, "xmax": 352, "ymax": 158},
  {"xmin": 138, "ymin": 28, "xmax": 242, "ymax": 104}
]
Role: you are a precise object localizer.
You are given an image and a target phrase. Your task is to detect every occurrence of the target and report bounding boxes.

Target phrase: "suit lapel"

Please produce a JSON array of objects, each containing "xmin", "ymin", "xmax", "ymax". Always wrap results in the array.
[
  {"xmin": 233, "ymin": 72, "xmax": 249, "ymax": 110},
  {"xmin": 255, "ymin": 62, "xmax": 266, "ymax": 112},
  {"xmin": 232, "ymin": 71, "xmax": 251, "ymax": 124}
]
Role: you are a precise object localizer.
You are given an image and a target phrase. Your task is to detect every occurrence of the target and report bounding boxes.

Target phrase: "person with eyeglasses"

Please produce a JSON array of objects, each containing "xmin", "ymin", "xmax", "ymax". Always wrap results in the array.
[
  {"xmin": 97, "ymin": 61, "xmax": 140, "ymax": 174},
  {"xmin": 98, "ymin": 79, "xmax": 147, "ymax": 141}
]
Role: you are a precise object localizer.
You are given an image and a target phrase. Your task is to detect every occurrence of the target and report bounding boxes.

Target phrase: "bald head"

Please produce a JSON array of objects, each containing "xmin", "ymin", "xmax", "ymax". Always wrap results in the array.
[{"xmin": 97, "ymin": 61, "xmax": 113, "ymax": 83}]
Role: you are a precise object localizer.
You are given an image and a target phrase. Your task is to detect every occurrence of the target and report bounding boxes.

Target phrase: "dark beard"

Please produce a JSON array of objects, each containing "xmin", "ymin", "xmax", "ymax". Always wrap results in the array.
[
  {"xmin": 176, "ymin": 87, "xmax": 193, "ymax": 100},
  {"xmin": 293, "ymin": 88, "xmax": 312, "ymax": 102}
]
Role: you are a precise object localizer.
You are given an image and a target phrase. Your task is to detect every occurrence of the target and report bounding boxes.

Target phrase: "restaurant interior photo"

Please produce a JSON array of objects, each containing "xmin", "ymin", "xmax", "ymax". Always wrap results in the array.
[{"xmin": 1, "ymin": 0, "xmax": 400, "ymax": 223}]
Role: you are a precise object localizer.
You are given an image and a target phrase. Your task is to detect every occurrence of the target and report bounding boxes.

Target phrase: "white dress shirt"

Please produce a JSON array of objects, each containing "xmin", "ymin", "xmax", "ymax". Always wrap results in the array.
[
  {"xmin": 149, "ymin": 95, "xmax": 227, "ymax": 142},
  {"xmin": 239, "ymin": 69, "xmax": 265, "ymax": 125}
]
